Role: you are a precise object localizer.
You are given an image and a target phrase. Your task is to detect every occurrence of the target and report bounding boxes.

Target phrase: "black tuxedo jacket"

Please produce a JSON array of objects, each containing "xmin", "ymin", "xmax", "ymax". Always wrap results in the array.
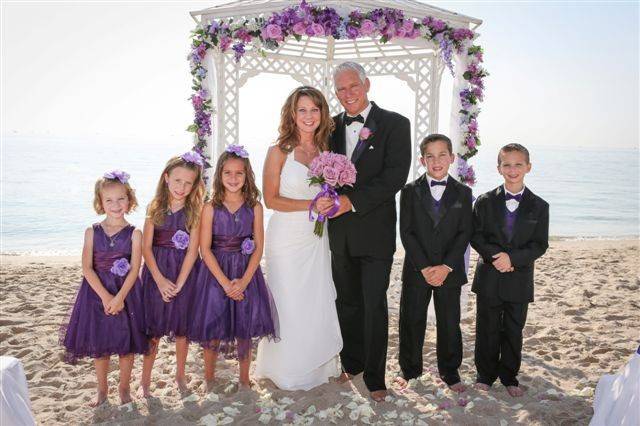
[
  {"xmin": 471, "ymin": 185, "xmax": 549, "ymax": 304},
  {"xmin": 399, "ymin": 174, "xmax": 473, "ymax": 287},
  {"xmin": 328, "ymin": 102, "xmax": 411, "ymax": 258}
]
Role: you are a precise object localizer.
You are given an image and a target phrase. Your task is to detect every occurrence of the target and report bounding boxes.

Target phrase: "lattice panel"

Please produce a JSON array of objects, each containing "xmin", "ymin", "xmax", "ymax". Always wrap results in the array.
[{"xmin": 209, "ymin": 51, "xmax": 442, "ymax": 181}]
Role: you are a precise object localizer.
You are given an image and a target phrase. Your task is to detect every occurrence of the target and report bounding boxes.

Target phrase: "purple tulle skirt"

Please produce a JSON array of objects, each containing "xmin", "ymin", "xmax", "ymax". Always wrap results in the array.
[
  {"xmin": 189, "ymin": 249, "xmax": 278, "ymax": 359},
  {"xmin": 60, "ymin": 272, "xmax": 148, "ymax": 364},
  {"xmin": 140, "ymin": 247, "xmax": 200, "ymax": 340}
]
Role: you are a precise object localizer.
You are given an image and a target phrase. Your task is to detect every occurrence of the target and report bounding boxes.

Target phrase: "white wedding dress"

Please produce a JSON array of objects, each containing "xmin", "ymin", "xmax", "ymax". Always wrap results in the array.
[{"xmin": 255, "ymin": 152, "xmax": 343, "ymax": 391}]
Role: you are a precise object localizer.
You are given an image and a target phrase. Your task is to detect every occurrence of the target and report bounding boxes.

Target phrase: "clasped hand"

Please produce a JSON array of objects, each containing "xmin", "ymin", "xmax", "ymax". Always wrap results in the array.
[
  {"xmin": 316, "ymin": 195, "xmax": 352, "ymax": 218},
  {"xmin": 101, "ymin": 293, "xmax": 124, "ymax": 315},
  {"xmin": 223, "ymin": 278, "xmax": 247, "ymax": 301},
  {"xmin": 157, "ymin": 277, "xmax": 179, "ymax": 302},
  {"xmin": 421, "ymin": 265, "xmax": 450, "ymax": 287},
  {"xmin": 492, "ymin": 252, "xmax": 514, "ymax": 273}
]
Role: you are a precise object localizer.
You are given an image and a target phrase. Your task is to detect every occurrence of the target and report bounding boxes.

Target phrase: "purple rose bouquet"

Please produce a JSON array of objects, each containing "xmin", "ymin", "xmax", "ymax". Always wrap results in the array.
[
  {"xmin": 110, "ymin": 258, "xmax": 131, "ymax": 277},
  {"xmin": 171, "ymin": 230, "xmax": 190, "ymax": 250},
  {"xmin": 307, "ymin": 152, "xmax": 357, "ymax": 237}
]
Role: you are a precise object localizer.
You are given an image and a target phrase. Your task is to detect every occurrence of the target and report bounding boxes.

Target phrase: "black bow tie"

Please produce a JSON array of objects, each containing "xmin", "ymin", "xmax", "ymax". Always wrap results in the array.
[
  {"xmin": 430, "ymin": 180, "xmax": 447, "ymax": 187},
  {"xmin": 344, "ymin": 114, "xmax": 364, "ymax": 126}
]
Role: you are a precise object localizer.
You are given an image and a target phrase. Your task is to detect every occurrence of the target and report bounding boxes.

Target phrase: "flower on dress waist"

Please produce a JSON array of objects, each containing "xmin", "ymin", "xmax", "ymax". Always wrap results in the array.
[
  {"xmin": 241, "ymin": 238, "xmax": 255, "ymax": 255},
  {"xmin": 110, "ymin": 258, "xmax": 131, "ymax": 277},
  {"xmin": 172, "ymin": 230, "xmax": 190, "ymax": 250},
  {"xmin": 103, "ymin": 170, "xmax": 130, "ymax": 184}
]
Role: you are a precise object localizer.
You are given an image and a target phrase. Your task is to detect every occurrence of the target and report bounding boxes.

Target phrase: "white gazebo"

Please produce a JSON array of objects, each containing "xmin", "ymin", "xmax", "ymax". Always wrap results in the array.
[{"xmin": 189, "ymin": 0, "xmax": 482, "ymax": 180}]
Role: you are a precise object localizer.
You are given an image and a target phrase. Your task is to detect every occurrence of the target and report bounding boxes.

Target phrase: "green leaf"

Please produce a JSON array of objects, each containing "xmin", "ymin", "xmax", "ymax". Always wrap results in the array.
[{"xmin": 186, "ymin": 124, "xmax": 198, "ymax": 132}]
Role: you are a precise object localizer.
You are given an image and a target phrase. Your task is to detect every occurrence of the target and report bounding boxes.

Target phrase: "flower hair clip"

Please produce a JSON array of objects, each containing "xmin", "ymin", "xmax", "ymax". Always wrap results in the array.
[
  {"xmin": 226, "ymin": 144, "xmax": 249, "ymax": 158},
  {"xmin": 181, "ymin": 151, "xmax": 204, "ymax": 167},
  {"xmin": 103, "ymin": 170, "xmax": 130, "ymax": 184}
]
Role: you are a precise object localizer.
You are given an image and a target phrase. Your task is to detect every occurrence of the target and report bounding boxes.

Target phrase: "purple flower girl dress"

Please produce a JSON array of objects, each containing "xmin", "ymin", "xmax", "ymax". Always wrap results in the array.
[
  {"xmin": 60, "ymin": 224, "xmax": 148, "ymax": 363},
  {"xmin": 190, "ymin": 203, "xmax": 278, "ymax": 358}
]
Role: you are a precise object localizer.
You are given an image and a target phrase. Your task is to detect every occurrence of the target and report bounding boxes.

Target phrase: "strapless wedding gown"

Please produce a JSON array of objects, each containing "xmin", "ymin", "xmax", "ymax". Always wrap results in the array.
[{"xmin": 254, "ymin": 152, "xmax": 343, "ymax": 390}]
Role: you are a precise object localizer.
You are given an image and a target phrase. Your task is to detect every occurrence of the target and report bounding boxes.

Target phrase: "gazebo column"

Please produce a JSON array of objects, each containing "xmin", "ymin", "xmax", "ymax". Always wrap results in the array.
[{"xmin": 413, "ymin": 54, "xmax": 441, "ymax": 179}]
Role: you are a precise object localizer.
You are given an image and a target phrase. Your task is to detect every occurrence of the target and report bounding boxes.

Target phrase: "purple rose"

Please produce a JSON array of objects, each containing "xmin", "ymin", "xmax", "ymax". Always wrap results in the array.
[
  {"xmin": 311, "ymin": 23, "xmax": 324, "ymax": 37},
  {"xmin": 292, "ymin": 21, "xmax": 307, "ymax": 36},
  {"xmin": 346, "ymin": 25, "xmax": 359, "ymax": 39},
  {"xmin": 103, "ymin": 170, "xmax": 130, "ymax": 184},
  {"xmin": 338, "ymin": 168, "xmax": 356, "ymax": 187},
  {"xmin": 360, "ymin": 19, "xmax": 376, "ymax": 36},
  {"xmin": 219, "ymin": 35, "xmax": 232, "ymax": 52},
  {"xmin": 323, "ymin": 166, "xmax": 339, "ymax": 186},
  {"xmin": 402, "ymin": 20, "xmax": 414, "ymax": 33},
  {"xmin": 241, "ymin": 238, "xmax": 255, "ymax": 255},
  {"xmin": 172, "ymin": 230, "xmax": 190, "ymax": 250},
  {"xmin": 110, "ymin": 258, "xmax": 131, "ymax": 277},
  {"xmin": 263, "ymin": 24, "xmax": 283, "ymax": 40}
]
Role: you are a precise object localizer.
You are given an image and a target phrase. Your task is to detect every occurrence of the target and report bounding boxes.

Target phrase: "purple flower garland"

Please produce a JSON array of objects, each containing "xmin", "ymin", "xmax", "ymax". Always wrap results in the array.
[{"xmin": 188, "ymin": 0, "xmax": 487, "ymax": 185}]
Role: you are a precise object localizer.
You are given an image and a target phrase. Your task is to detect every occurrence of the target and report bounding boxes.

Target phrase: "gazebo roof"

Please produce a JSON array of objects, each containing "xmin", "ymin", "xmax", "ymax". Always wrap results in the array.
[
  {"xmin": 191, "ymin": 0, "xmax": 481, "ymax": 27},
  {"xmin": 190, "ymin": 0, "xmax": 482, "ymax": 60}
]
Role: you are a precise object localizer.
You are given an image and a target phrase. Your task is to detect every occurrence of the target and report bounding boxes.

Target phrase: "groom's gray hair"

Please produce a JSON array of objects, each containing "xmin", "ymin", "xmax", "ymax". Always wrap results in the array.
[{"xmin": 333, "ymin": 62, "xmax": 367, "ymax": 84}]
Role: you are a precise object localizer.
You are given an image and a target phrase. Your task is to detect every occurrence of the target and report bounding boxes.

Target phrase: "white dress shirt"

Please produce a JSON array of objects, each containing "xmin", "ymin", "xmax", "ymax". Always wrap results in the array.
[
  {"xmin": 505, "ymin": 185, "xmax": 525, "ymax": 212},
  {"xmin": 426, "ymin": 174, "xmax": 448, "ymax": 202},
  {"xmin": 345, "ymin": 102, "xmax": 372, "ymax": 160}
]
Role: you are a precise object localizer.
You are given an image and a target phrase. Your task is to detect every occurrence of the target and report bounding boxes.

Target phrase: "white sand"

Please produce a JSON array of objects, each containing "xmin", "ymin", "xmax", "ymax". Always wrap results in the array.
[{"xmin": 1, "ymin": 239, "xmax": 638, "ymax": 424}]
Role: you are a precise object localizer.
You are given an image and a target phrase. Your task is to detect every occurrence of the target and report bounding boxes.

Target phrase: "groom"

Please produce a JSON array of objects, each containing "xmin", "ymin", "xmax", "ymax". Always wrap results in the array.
[{"xmin": 327, "ymin": 61, "xmax": 412, "ymax": 400}]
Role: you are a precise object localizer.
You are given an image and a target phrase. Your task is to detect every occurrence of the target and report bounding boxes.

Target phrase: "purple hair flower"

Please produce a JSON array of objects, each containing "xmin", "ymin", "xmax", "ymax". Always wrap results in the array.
[
  {"xmin": 226, "ymin": 144, "xmax": 249, "ymax": 158},
  {"xmin": 172, "ymin": 230, "xmax": 190, "ymax": 250},
  {"xmin": 103, "ymin": 170, "xmax": 130, "ymax": 184},
  {"xmin": 110, "ymin": 258, "xmax": 131, "ymax": 277},
  {"xmin": 241, "ymin": 238, "xmax": 255, "ymax": 255},
  {"xmin": 181, "ymin": 151, "xmax": 204, "ymax": 167}
]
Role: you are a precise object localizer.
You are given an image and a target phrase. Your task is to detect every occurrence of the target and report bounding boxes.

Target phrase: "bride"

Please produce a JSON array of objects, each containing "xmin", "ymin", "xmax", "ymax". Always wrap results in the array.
[{"xmin": 254, "ymin": 86, "xmax": 343, "ymax": 390}]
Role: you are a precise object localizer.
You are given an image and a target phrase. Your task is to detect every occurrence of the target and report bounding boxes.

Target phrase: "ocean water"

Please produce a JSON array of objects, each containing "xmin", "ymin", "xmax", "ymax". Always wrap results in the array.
[{"xmin": 1, "ymin": 135, "xmax": 638, "ymax": 255}]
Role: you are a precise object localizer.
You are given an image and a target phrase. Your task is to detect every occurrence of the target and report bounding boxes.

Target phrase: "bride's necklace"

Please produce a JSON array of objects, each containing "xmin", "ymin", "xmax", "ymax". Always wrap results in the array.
[{"xmin": 297, "ymin": 144, "xmax": 318, "ymax": 157}]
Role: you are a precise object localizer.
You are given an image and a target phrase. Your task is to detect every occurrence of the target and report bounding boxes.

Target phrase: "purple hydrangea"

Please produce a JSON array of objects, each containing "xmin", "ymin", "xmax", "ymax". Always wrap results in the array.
[
  {"xmin": 226, "ymin": 144, "xmax": 249, "ymax": 158},
  {"xmin": 103, "ymin": 170, "xmax": 130, "ymax": 184},
  {"xmin": 110, "ymin": 258, "xmax": 131, "ymax": 277},
  {"xmin": 172, "ymin": 230, "xmax": 190, "ymax": 250},
  {"xmin": 181, "ymin": 151, "xmax": 204, "ymax": 167},
  {"xmin": 241, "ymin": 238, "xmax": 255, "ymax": 255}
]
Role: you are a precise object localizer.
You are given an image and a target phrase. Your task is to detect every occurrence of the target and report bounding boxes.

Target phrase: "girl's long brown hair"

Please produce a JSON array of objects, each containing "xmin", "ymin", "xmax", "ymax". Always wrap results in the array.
[
  {"xmin": 147, "ymin": 156, "xmax": 205, "ymax": 230},
  {"xmin": 210, "ymin": 151, "xmax": 261, "ymax": 209},
  {"xmin": 276, "ymin": 86, "xmax": 334, "ymax": 153}
]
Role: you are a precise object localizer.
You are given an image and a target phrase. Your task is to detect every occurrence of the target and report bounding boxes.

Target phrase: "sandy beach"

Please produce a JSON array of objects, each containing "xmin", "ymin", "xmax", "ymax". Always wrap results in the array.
[{"xmin": 1, "ymin": 238, "xmax": 638, "ymax": 425}]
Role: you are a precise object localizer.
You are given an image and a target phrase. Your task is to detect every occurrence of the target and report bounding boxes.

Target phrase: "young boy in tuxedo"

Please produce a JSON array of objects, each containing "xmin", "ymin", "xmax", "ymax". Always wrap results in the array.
[
  {"xmin": 471, "ymin": 143, "xmax": 549, "ymax": 397},
  {"xmin": 396, "ymin": 134, "xmax": 473, "ymax": 392}
]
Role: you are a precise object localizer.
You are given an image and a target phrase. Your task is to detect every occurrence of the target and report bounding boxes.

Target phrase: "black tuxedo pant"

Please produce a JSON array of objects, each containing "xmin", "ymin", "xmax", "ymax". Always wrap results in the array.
[
  {"xmin": 398, "ymin": 277, "xmax": 463, "ymax": 385},
  {"xmin": 331, "ymin": 252, "xmax": 392, "ymax": 392},
  {"xmin": 474, "ymin": 298, "xmax": 528, "ymax": 387}
]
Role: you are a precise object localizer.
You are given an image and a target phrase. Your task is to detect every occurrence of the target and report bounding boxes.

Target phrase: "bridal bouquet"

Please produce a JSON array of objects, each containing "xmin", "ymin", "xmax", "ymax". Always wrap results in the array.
[{"xmin": 307, "ymin": 152, "xmax": 357, "ymax": 237}]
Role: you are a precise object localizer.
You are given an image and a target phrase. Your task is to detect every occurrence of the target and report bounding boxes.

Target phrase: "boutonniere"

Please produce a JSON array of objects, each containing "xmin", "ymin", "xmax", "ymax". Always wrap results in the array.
[{"xmin": 359, "ymin": 127, "xmax": 373, "ymax": 142}]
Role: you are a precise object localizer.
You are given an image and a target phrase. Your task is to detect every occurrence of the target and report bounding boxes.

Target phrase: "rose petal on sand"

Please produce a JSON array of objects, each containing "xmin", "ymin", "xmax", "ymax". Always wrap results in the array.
[
  {"xmin": 279, "ymin": 397, "xmax": 295, "ymax": 405},
  {"xmin": 219, "ymin": 417, "xmax": 233, "ymax": 425},
  {"xmin": 465, "ymin": 401, "xmax": 475, "ymax": 411},
  {"xmin": 232, "ymin": 401, "xmax": 244, "ymax": 406},
  {"xmin": 438, "ymin": 401, "xmax": 453, "ymax": 410},
  {"xmin": 400, "ymin": 411, "xmax": 415, "ymax": 421},
  {"xmin": 511, "ymin": 403, "xmax": 523, "ymax": 410},
  {"xmin": 305, "ymin": 405, "xmax": 316, "ymax": 415},
  {"xmin": 395, "ymin": 398, "xmax": 409, "ymax": 407},
  {"xmin": 383, "ymin": 409, "xmax": 398, "ymax": 419},
  {"xmin": 118, "ymin": 402, "xmax": 134, "ymax": 412},
  {"xmin": 222, "ymin": 406, "xmax": 240, "ymax": 416},
  {"xmin": 206, "ymin": 393, "xmax": 220, "ymax": 402},
  {"xmin": 182, "ymin": 394, "xmax": 199, "ymax": 403},
  {"xmin": 384, "ymin": 395, "xmax": 394, "ymax": 403},
  {"xmin": 425, "ymin": 393, "xmax": 436, "ymax": 400},
  {"xmin": 346, "ymin": 401, "xmax": 358, "ymax": 410},
  {"xmin": 500, "ymin": 419, "xmax": 508, "ymax": 426},
  {"xmin": 258, "ymin": 413, "xmax": 271, "ymax": 424},
  {"xmin": 199, "ymin": 413, "xmax": 217, "ymax": 425}
]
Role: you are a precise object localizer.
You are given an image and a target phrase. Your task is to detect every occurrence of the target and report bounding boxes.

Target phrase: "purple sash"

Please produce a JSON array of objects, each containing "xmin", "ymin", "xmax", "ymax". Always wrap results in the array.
[
  {"xmin": 212, "ymin": 235, "xmax": 250, "ymax": 253},
  {"xmin": 153, "ymin": 229, "xmax": 178, "ymax": 248},
  {"xmin": 94, "ymin": 252, "xmax": 129, "ymax": 273}
]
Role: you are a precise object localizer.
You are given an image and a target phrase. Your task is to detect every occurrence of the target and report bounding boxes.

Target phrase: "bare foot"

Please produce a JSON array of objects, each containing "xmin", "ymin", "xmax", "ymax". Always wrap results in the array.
[
  {"xmin": 136, "ymin": 383, "xmax": 152, "ymax": 398},
  {"xmin": 370, "ymin": 389, "xmax": 387, "ymax": 402},
  {"xmin": 506, "ymin": 385, "xmax": 524, "ymax": 397},
  {"xmin": 119, "ymin": 386, "xmax": 133, "ymax": 404},
  {"xmin": 175, "ymin": 376, "xmax": 189, "ymax": 394},
  {"xmin": 474, "ymin": 383, "xmax": 490, "ymax": 391},
  {"xmin": 393, "ymin": 376, "xmax": 409, "ymax": 389},
  {"xmin": 449, "ymin": 382, "xmax": 467, "ymax": 393},
  {"xmin": 337, "ymin": 372, "xmax": 353, "ymax": 384},
  {"xmin": 89, "ymin": 391, "xmax": 108, "ymax": 408}
]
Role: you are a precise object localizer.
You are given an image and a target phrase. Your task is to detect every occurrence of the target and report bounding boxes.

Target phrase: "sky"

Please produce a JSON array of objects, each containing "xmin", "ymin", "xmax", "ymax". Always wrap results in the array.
[{"xmin": 1, "ymin": 0, "xmax": 639, "ymax": 150}]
